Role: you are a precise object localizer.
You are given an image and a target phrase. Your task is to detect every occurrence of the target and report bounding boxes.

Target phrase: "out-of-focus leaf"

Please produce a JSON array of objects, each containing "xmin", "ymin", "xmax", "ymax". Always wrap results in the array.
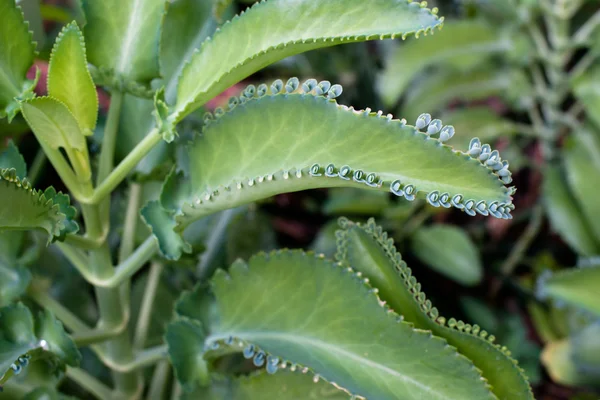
[
  {"xmin": 0, "ymin": 140, "xmax": 26, "ymax": 179},
  {"xmin": 573, "ymin": 64, "xmax": 600, "ymax": 129},
  {"xmin": 571, "ymin": 323, "xmax": 600, "ymax": 375},
  {"xmin": 563, "ymin": 131, "xmax": 600, "ymax": 239},
  {"xmin": 226, "ymin": 209, "xmax": 276, "ymax": 265},
  {"xmin": 411, "ymin": 225, "xmax": 483, "ymax": 286},
  {"xmin": 378, "ymin": 20, "xmax": 511, "ymax": 106},
  {"xmin": 0, "ymin": 0, "xmax": 36, "ymax": 121},
  {"xmin": 0, "ymin": 231, "xmax": 29, "ymax": 307},
  {"xmin": 538, "ymin": 265, "xmax": 600, "ymax": 317},
  {"xmin": 460, "ymin": 296, "xmax": 500, "ymax": 332},
  {"xmin": 543, "ymin": 165, "xmax": 599, "ymax": 256},
  {"xmin": 324, "ymin": 188, "xmax": 390, "ymax": 215},
  {"xmin": 310, "ymin": 220, "xmax": 340, "ymax": 259}
]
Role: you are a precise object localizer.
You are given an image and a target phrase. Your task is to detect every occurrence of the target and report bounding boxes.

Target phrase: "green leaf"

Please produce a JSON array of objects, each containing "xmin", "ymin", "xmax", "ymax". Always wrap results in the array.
[
  {"xmin": 153, "ymin": 87, "xmax": 514, "ymax": 260},
  {"xmin": 226, "ymin": 209, "xmax": 276, "ymax": 264},
  {"xmin": 563, "ymin": 131, "xmax": 600, "ymax": 239},
  {"xmin": 542, "ymin": 165, "xmax": 599, "ymax": 256},
  {"xmin": 173, "ymin": 0, "xmax": 443, "ymax": 120},
  {"xmin": 47, "ymin": 22, "xmax": 98, "ymax": 135},
  {"xmin": 0, "ymin": 168, "xmax": 78, "ymax": 243},
  {"xmin": 324, "ymin": 188, "xmax": 390, "ymax": 215},
  {"xmin": 538, "ymin": 266, "xmax": 600, "ymax": 317},
  {"xmin": 166, "ymin": 318, "xmax": 210, "ymax": 391},
  {"xmin": 0, "ymin": 232, "xmax": 30, "ymax": 307},
  {"xmin": 182, "ymin": 371, "xmax": 351, "ymax": 399},
  {"xmin": 573, "ymin": 64, "xmax": 600, "ymax": 129},
  {"xmin": 0, "ymin": 140, "xmax": 27, "ymax": 179},
  {"xmin": 160, "ymin": 0, "xmax": 218, "ymax": 103},
  {"xmin": 378, "ymin": 20, "xmax": 511, "ymax": 106},
  {"xmin": 411, "ymin": 225, "xmax": 483, "ymax": 286},
  {"xmin": 402, "ymin": 68, "xmax": 529, "ymax": 123},
  {"xmin": 168, "ymin": 250, "xmax": 495, "ymax": 399},
  {"xmin": 571, "ymin": 322, "xmax": 600, "ymax": 376},
  {"xmin": 0, "ymin": 0, "xmax": 36, "ymax": 121},
  {"xmin": 0, "ymin": 303, "xmax": 80, "ymax": 386},
  {"xmin": 81, "ymin": 0, "xmax": 166, "ymax": 89},
  {"xmin": 335, "ymin": 218, "xmax": 533, "ymax": 400}
]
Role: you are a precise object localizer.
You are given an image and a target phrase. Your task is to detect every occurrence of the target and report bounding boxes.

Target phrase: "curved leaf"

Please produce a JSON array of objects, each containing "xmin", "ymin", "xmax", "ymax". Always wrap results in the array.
[
  {"xmin": 542, "ymin": 165, "xmax": 599, "ymax": 256},
  {"xmin": 0, "ymin": 303, "xmax": 80, "ymax": 387},
  {"xmin": 0, "ymin": 0, "xmax": 36, "ymax": 121},
  {"xmin": 173, "ymin": 0, "xmax": 443, "ymax": 120},
  {"xmin": 182, "ymin": 371, "xmax": 351, "ymax": 399},
  {"xmin": 538, "ymin": 266, "xmax": 600, "ymax": 317},
  {"xmin": 167, "ymin": 250, "xmax": 495, "ymax": 399},
  {"xmin": 335, "ymin": 218, "xmax": 534, "ymax": 400},
  {"xmin": 81, "ymin": 0, "xmax": 166, "ymax": 90},
  {"xmin": 563, "ymin": 131, "xmax": 600, "ymax": 239},
  {"xmin": 378, "ymin": 20, "xmax": 510, "ymax": 106},
  {"xmin": 47, "ymin": 22, "xmax": 98, "ymax": 135},
  {"xmin": 0, "ymin": 168, "xmax": 77, "ymax": 243},
  {"xmin": 149, "ymin": 84, "xmax": 514, "ymax": 259},
  {"xmin": 411, "ymin": 225, "xmax": 483, "ymax": 286}
]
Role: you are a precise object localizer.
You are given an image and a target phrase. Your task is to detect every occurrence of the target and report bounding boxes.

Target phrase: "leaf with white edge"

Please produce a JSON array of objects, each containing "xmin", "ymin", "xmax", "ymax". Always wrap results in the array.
[
  {"xmin": 168, "ymin": 250, "xmax": 496, "ymax": 399},
  {"xmin": 402, "ymin": 68, "xmax": 529, "ymax": 123},
  {"xmin": 81, "ymin": 0, "xmax": 166, "ymax": 91},
  {"xmin": 0, "ymin": 168, "xmax": 77, "ymax": 243},
  {"xmin": 149, "ymin": 83, "xmax": 514, "ymax": 259},
  {"xmin": 440, "ymin": 107, "xmax": 519, "ymax": 151},
  {"xmin": 537, "ymin": 266, "xmax": 600, "ymax": 317},
  {"xmin": 0, "ymin": 303, "xmax": 81, "ymax": 387},
  {"xmin": 47, "ymin": 22, "xmax": 98, "ymax": 135},
  {"xmin": 563, "ymin": 131, "xmax": 600, "ymax": 239},
  {"xmin": 0, "ymin": 140, "xmax": 27, "ymax": 179},
  {"xmin": 411, "ymin": 225, "xmax": 483, "ymax": 286},
  {"xmin": 378, "ymin": 20, "xmax": 511, "ymax": 106},
  {"xmin": 182, "ymin": 371, "xmax": 351, "ymax": 399},
  {"xmin": 161, "ymin": 0, "xmax": 218, "ymax": 103},
  {"xmin": 173, "ymin": 0, "xmax": 444, "ymax": 120},
  {"xmin": 543, "ymin": 166, "xmax": 599, "ymax": 256},
  {"xmin": 0, "ymin": 0, "xmax": 37, "ymax": 121},
  {"xmin": 335, "ymin": 218, "xmax": 534, "ymax": 400}
]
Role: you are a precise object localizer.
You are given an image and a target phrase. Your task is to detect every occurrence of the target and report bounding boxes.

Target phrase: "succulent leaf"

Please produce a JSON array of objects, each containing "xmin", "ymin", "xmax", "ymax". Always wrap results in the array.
[
  {"xmin": 173, "ymin": 0, "xmax": 443, "ymax": 120},
  {"xmin": 0, "ymin": 231, "xmax": 30, "ymax": 307},
  {"xmin": 537, "ymin": 265, "xmax": 600, "ymax": 317},
  {"xmin": 0, "ymin": 303, "xmax": 80, "ymax": 387},
  {"xmin": 0, "ymin": 140, "xmax": 27, "ymax": 179},
  {"xmin": 167, "ymin": 250, "xmax": 495, "ymax": 399},
  {"xmin": 0, "ymin": 0, "xmax": 36, "ymax": 121},
  {"xmin": 81, "ymin": 0, "xmax": 166, "ymax": 91},
  {"xmin": 47, "ymin": 21, "xmax": 98, "ymax": 135},
  {"xmin": 379, "ymin": 20, "xmax": 511, "ymax": 106},
  {"xmin": 335, "ymin": 218, "xmax": 534, "ymax": 400}
]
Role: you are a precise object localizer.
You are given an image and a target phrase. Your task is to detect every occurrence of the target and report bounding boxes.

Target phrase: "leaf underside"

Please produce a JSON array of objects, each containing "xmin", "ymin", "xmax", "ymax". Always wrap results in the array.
[
  {"xmin": 169, "ymin": 250, "xmax": 495, "ymax": 399},
  {"xmin": 173, "ymin": 0, "xmax": 443, "ymax": 119},
  {"xmin": 335, "ymin": 218, "xmax": 534, "ymax": 400}
]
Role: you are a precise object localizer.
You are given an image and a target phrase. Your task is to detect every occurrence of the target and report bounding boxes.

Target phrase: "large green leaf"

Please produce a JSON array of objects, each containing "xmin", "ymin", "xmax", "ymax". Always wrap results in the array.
[
  {"xmin": 411, "ymin": 225, "xmax": 483, "ymax": 286},
  {"xmin": 81, "ymin": 0, "xmax": 166, "ymax": 90},
  {"xmin": 160, "ymin": 0, "xmax": 218, "ymax": 103},
  {"xmin": 47, "ymin": 21, "xmax": 98, "ymax": 135},
  {"xmin": 538, "ymin": 266, "xmax": 600, "ymax": 317},
  {"xmin": 335, "ymin": 218, "xmax": 534, "ymax": 400},
  {"xmin": 145, "ymin": 84, "xmax": 514, "ymax": 260},
  {"xmin": 542, "ymin": 165, "xmax": 599, "ymax": 256},
  {"xmin": 173, "ymin": 0, "xmax": 443, "ymax": 120},
  {"xmin": 167, "ymin": 250, "xmax": 495, "ymax": 399},
  {"xmin": 0, "ymin": 0, "xmax": 36, "ymax": 121},
  {"xmin": 182, "ymin": 371, "xmax": 351, "ymax": 399},
  {"xmin": 0, "ymin": 303, "xmax": 80, "ymax": 387},
  {"xmin": 378, "ymin": 20, "xmax": 510, "ymax": 106},
  {"xmin": 0, "ymin": 168, "xmax": 77, "ymax": 243},
  {"xmin": 563, "ymin": 131, "xmax": 600, "ymax": 239}
]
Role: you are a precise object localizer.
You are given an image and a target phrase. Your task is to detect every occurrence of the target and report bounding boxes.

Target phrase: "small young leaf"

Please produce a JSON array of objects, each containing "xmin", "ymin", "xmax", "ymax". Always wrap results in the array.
[
  {"xmin": 538, "ymin": 265, "xmax": 600, "ymax": 317},
  {"xmin": 0, "ymin": 0, "xmax": 36, "ymax": 121},
  {"xmin": 411, "ymin": 225, "xmax": 483, "ymax": 286},
  {"xmin": 47, "ymin": 22, "xmax": 98, "ymax": 135},
  {"xmin": 379, "ymin": 20, "xmax": 511, "ymax": 106},
  {"xmin": 563, "ymin": 131, "xmax": 600, "ymax": 240},
  {"xmin": 336, "ymin": 218, "xmax": 534, "ymax": 400},
  {"xmin": 0, "ymin": 303, "xmax": 81, "ymax": 386},
  {"xmin": 0, "ymin": 140, "xmax": 27, "ymax": 179},
  {"xmin": 81, "ymin": 0, "xmax": 166, "ymax": 89},
  {"xmin": 174, "ymin": 0, "xmax": 443, "ymax": 120},
  {"xmin": 543, "ymin": 166, "xmax": 599, "ymax": 256},
  {"xmin": 167, "ymin": 250, "xmax": 496, "ymax": 398}
]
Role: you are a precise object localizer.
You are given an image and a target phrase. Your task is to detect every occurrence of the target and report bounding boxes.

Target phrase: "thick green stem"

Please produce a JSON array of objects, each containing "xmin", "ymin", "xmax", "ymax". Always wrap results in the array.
[
  {"xmin": 146, "ymin": 361, "xmax": 171, "ymax": 400},
  {"xmin": 28, "ymin": 147, "xmax": 47, "ymax": 185},
  {"xmin": 133, "ymin": 262, "xmax": 163, "ymax": 351},
  {"xmin": 97, "ymin": 91, "xmax": 124, "ymax": 184},
  {"xmin": 67, "ymin": 367, "xmax": 115, "ymax": 400}
]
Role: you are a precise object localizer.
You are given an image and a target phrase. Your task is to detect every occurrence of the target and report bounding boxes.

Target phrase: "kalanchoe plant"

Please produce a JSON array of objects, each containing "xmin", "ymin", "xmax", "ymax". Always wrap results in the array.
[{"xmin": 2, "ymin": 0, "xmax": 598, "ymax": 398}]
